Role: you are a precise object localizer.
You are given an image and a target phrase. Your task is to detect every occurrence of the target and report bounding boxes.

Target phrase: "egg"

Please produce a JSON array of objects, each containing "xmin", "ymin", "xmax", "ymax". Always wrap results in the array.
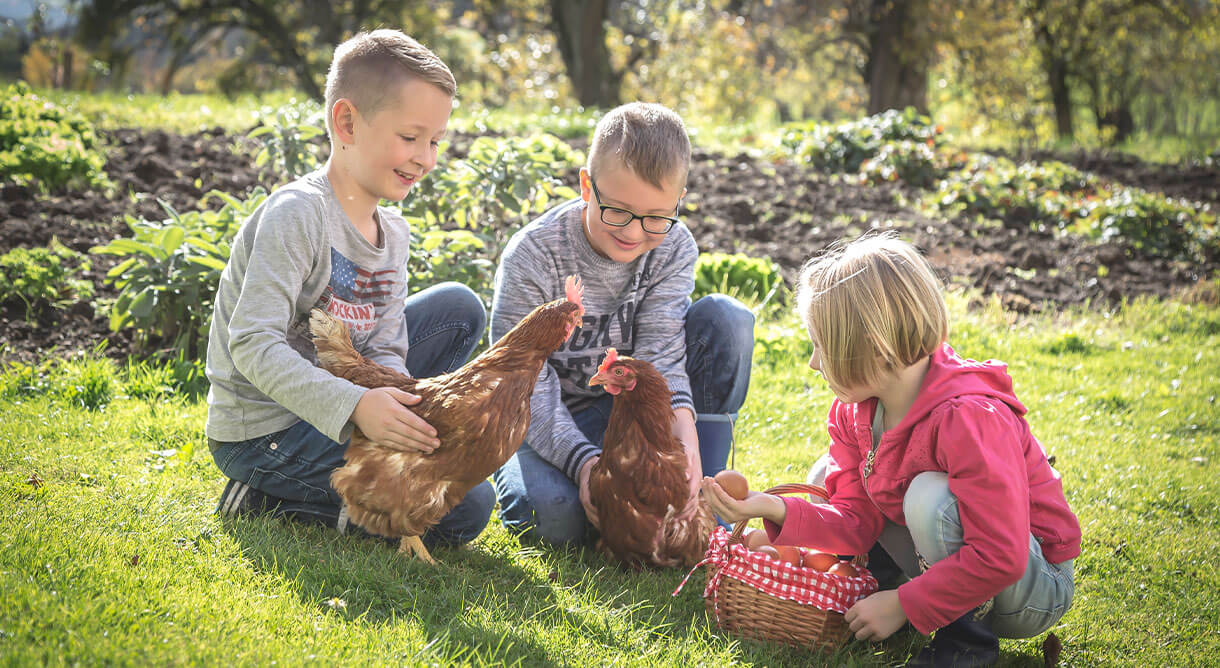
[
  {"xmin": 801, "ymin": 550, "xmax": 839, "ymax": 572},
  {"xmin": 754, "ymin": 545, "xmax": 780, "ymax": 561},
  {"xmin": 714, "ymin": 470, "xmax": 750, "ymax": 500},
  {"xmin": 743, "ymin": 528, "xmax": 771, "ymax": 550},
  {"xmin": 828, "ymin": 561, "xmax": 859, "ymax": 578},
  {"xmin": 773, "ymin": 545, "xmax": 802, "ymax": 566}
]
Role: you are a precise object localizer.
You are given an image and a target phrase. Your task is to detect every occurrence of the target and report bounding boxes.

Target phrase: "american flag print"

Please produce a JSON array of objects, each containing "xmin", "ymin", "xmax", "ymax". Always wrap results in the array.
[{"xmin": 326, "ymin": 248, "xmax": 399, "ymax": 335}]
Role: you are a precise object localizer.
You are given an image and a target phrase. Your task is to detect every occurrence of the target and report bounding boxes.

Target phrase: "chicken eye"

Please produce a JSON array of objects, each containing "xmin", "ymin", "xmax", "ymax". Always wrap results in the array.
[{"xmin": 613, "ymin": 368, "xmax": 624, "ymax": 376}]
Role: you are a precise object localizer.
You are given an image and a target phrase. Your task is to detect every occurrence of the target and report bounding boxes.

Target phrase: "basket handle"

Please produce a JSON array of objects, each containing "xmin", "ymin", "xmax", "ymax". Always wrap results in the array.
[{"xmin": 726, "ymin": 482, "xmax": 868, "ymax": 567}]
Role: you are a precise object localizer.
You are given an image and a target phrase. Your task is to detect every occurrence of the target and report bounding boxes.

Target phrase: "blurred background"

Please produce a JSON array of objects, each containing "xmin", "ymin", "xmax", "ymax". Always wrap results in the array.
[{"xmin": 3, "ymin": 0, "xmax": 1219, "ymax": 156}]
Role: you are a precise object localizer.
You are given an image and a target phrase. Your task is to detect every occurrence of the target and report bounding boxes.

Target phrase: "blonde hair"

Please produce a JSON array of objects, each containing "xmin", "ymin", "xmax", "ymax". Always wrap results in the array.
[
  {"xmin": 324, "ymin": 29, "xmax": 456, "ymax": 137},
  {"xmin": 588, "ymin": 102, "xmax": 691, "ymax": 190},
  {"xmin": 796, "ymin": 233, "xmax": 948, "ymax": 390}
]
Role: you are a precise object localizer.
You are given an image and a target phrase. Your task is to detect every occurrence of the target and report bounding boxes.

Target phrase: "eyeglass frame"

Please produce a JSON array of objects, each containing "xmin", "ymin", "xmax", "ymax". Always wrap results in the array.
[{"xmin": 587, "ymin": 174, "xmax": 682, "ymax": 235}]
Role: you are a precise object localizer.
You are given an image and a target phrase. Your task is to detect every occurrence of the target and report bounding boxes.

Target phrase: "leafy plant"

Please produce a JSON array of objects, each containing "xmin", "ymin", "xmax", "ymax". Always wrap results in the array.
[
  {"xmin": 779, "ymin": 107, "xmax": 946, "ymax": 176},
  {"xmin": 0, "ymin": 351, "xmax": 116, "ymax": 410},
  {"xmin": 0, "ymin": 81, "xmax": 110, "ymax": 192},
  {"xmin": 123, "ymin": 353, "xmax": 209, "ymax": 400},
  {"xmin": 0, "ymin": 239, "xmax": 94, "ymax": 319},
  {"xmin": 929, "ymin": 156, "xmax": 1217, "ymax": 262},
  {"xmin": 92, "ymin": 189, "xmax": 268, "ymax": 360},
  {"xmin": 694, "ymin": 252, "xmax": 784, "ymax": 303},
  {"xmin": 248, "ymin": 101, "xmax": 325, "ymax": 184},
  {"xmin": 400, "ymin": 133, "xmax": 582, "ymax": 305}
]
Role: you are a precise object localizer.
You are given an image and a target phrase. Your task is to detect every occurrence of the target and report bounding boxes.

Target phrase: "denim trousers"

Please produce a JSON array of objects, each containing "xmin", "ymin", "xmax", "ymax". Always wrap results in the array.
[
  {"xmin": 493, "ymin": 294, "xmax": 756, "ymax": 545},
  {"xmin": 807, "ymin": 456, "xmax": 1075, "ymax": 638},
  {"xmin": 209, "ymin": 282, "xmax": 495, "ymax": 547}
]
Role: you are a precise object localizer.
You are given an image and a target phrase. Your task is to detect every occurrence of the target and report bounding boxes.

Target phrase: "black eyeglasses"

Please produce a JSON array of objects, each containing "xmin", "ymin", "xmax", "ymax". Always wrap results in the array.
[{"xmin": 589, "ymin": 175, "xmax": 681, "ymax": 235}]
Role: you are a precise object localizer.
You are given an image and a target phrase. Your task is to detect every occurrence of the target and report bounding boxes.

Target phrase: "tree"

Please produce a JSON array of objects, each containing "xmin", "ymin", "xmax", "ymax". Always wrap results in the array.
[
  {"xmin": 75, "ymin": 0, "xmax": 448, "ymax": 100},
  {"xmin": 549, "ymin": 0, "xmax": 617, "ymax": 107},
  {"xmin": 845, "ymin": 0, "xmax": 935, "ymax": 114}
]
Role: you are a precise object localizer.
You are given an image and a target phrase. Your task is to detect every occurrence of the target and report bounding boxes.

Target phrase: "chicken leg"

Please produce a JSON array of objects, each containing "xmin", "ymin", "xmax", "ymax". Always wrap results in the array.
[{"xmin": 398, "ymin": 535, "xmax": 436, "ymax": 564}]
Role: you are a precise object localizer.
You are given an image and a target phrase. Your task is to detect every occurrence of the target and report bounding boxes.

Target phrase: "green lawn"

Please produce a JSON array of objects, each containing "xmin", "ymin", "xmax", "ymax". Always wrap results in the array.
[{"xmin": 2, "ymin": 290, "xmax": 1218, "ymax": 666}]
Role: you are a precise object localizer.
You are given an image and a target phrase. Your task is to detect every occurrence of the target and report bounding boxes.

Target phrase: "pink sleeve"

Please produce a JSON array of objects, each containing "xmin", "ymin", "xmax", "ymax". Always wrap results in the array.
[
  {"xmin": 764, "ymin": 402, "xmax": 885, "ymax": 554},
  {"xmin": 897, "ymin": 398, "xmax": 1032, "ymax": 633}
]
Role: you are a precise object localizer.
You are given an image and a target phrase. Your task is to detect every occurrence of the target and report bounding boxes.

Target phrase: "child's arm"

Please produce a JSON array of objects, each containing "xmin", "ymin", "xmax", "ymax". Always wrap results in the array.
[
  {"xmin": 224, "ymin": 195, "xmax": 369, "ymax": 443},
  {"xmin": 896, "ymin": 398, "xmax": 1032, "ymax": 634},
  {"xmin": 702, "ymin": 401, "xmax": 886, "ymax": 554}
]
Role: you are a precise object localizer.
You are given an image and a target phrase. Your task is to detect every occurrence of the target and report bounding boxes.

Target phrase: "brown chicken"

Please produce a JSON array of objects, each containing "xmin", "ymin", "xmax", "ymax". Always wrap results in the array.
[
  {"xmin": 587, "ymin": 348, "xmax": 716, "ymax": 568},
  {"xmin": 310, "ymin": 276, "xmax": 585, "ymax": 563}
]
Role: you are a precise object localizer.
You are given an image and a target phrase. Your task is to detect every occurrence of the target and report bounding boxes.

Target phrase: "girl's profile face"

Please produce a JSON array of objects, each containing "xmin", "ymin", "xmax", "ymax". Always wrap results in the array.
[{"xmin": 807, "ymin": 328, "xmax": 880, "ymax": 405}]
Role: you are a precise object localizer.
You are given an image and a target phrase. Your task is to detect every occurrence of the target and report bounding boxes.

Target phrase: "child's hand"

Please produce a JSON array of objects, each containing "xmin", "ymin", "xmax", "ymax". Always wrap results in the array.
[
  {"xmin": 578, "ymin": 456, "xmax": 601, "ymax": 529},
  {"xmin": 700, "ymin": 477, "xmax": 787, "ymax": 525},
  {"xmin": 845, "ymin": 590, "xmax": 908, "ymax": 642},
  {"xmin": 351, "ymin": 387, "xmax": 440, "ymax": 453}
]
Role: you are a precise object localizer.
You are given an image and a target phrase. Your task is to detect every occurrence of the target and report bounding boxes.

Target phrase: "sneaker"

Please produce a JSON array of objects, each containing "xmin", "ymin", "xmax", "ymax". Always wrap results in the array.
[{"xmin": 215, "ymin": 478, "xmax": 283, "ymax": 517}]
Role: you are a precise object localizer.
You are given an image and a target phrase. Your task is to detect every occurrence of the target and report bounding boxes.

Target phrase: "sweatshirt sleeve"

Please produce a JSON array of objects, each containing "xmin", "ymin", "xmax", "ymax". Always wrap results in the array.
[
  {"xmin": 897, "ymin": 398, "xmax": 1032, "ymax": 633},
  {"xmin": 490, "ymin": 235, "xmax": 599, "ymax": 483},
  {"xmin": 225, "ymin": 193, "xmax": 367, "ymax": 443},
  {"xmin": 764, "ymin": 402, "xmax": 886, "ymax": 553},
  {"xmin": 631, "ymin": 227, "xmax": 697, "ymax": 414}
]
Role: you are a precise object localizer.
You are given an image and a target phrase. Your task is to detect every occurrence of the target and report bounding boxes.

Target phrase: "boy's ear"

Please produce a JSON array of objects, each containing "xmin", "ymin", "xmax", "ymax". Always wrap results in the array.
[
  {"xmin": 578, "ymin": 167, "xmax": 592, "ymax": 202},
  {"xmin": 331, "ymin": 99, "xmax": 358, "ymax": 145}
]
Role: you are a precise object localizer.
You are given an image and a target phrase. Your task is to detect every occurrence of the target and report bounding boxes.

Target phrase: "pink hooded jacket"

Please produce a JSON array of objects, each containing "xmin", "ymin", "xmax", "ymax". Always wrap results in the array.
[{"xmin": 764, "ymin": 343, "xmax": 1081, "ymax": 633}]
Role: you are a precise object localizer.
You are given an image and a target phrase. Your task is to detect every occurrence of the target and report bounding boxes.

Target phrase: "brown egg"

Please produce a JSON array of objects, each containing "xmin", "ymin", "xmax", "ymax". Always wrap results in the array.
[
  {"xmin": 714, "ymin": 470, "xmax": 750, "ymax": 500},
  {"xmin": 801, "ymin": 550, "xmax": 839, "ymax": 572},
  {"xmin": 773, "ymin": 545, "xmax": 802, "ymax": 566},
  {"xmin": 743, "ymin": 528, "xmax": 771, "ymax": 550},
  {"xmin": 755, "ymin": 545, "xmax": 780, "ymax": 561},
  {"xmin": 828, "ymin": 561, "xmax": 859, "ymax": 578}
]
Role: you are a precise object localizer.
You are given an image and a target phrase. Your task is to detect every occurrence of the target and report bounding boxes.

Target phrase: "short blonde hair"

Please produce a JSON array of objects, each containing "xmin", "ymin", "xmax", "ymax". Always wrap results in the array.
[
  {"xmin": 588, "ymin": 102, "xmax": 691, "ymax": 190},
  {"xmin": 324, "ymin": 29, "xmax": 456, "ymax": 136},
  {"xmin": 796, "ymin": 233, "xmax": 948, "ymax": 390}
]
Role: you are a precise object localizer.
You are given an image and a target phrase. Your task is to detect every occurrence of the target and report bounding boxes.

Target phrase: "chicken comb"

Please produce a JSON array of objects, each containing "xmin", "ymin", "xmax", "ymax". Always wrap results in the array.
[
  {"xmin": 596, "ymin": 348, "xmax": 619, "ymax": 376},
  {"xmin": 564, "ymin": 275, "xmax": 584, "ymax": 308}
]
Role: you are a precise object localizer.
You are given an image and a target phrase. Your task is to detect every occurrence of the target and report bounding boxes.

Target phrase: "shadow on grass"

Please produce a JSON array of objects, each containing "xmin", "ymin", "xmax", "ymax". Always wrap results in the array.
[{"xmin": 217, "ymin": 515, "xmax": 599, "ymax": 665}]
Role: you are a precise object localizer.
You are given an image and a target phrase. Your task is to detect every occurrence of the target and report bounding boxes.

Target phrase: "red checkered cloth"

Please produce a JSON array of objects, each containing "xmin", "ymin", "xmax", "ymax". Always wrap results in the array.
[{"xmin": 673, "ymin": 527, "xmax": 879, "ymax": 614}]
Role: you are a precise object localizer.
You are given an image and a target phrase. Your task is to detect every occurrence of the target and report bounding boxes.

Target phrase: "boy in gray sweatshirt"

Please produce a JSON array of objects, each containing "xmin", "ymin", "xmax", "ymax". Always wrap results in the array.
[
  {"xmin": 491, "ymin": 103, "xmax": 755, "ymax": 545},
  {"xmin": 205, "ymin": 30, "xmax": 493, "ymax": 546}
]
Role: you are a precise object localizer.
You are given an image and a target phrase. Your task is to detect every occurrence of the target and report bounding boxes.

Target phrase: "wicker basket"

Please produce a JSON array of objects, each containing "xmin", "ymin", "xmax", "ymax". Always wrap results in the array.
[{"xmin": 685, "ymin": 483, "xmax": 878, "ymax": 653}]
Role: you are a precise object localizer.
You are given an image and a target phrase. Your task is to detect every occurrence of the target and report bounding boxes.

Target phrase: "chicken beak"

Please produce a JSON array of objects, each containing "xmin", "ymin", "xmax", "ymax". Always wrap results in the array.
[{"xmin": 588, "ymin": 372, "xmax": 606, "ymax": 388}]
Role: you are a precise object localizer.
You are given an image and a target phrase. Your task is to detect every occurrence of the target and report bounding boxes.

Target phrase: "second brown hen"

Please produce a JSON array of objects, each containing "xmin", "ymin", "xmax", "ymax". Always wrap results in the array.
[
  {"xmin": 311, "ymin": 276, "xmax": 585, "ymax": 563},
  {"xmin": 587, "ymin": 348, "xmax": 715, "ymax": 568}
]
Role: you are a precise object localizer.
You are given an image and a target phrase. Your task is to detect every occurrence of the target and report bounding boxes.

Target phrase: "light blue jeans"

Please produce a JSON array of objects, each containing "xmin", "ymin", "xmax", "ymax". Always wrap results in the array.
[
  {"xmin": 494, "ymin": 294, "xmax": 756, "ymax": 545},
  {"xmin": 808, "ymin": 457, "xmax": 1075, "ymax": 638}
]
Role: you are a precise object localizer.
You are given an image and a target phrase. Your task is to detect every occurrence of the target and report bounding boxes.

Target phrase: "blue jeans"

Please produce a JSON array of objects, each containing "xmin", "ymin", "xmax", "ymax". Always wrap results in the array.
[
  {"xmin": 808, "ymin": 459, "xmax": 1076, "ymax": 638},
  {"xmin": 493, "ymin": 294, "xmax": 755, "ymax": 545},
  {"xmin": 210, "ymin": 282, "xmax": 495, "ymax": 547}
]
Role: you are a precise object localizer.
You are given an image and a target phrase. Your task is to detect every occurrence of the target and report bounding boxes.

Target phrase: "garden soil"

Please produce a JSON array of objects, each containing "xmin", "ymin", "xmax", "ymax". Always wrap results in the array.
[{"xmin": 2, "ymin": 128, "xmax": 1217, "ymax": 362}]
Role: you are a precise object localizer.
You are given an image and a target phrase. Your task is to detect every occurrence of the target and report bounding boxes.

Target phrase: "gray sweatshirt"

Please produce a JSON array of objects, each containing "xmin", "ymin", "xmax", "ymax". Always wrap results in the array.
[
  {"xmin": 490, "ymin": 198, "xmax": 697, "ymax": 483},
  {"xmin": 205, "ymin": 169, "xmax": 412, "ymax": 444}
]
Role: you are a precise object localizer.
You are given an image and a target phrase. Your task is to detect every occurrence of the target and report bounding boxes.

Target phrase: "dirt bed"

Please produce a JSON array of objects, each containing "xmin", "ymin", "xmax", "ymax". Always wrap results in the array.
[{"xmin": 1, "ymin": 129, "xmax": 1215, "ymax": 362}]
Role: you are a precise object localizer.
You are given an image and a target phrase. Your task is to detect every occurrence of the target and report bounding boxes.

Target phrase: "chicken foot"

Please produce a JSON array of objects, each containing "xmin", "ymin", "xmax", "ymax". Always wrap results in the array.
[{"xmin": 398, "ymin": 535, "xmax": 436, "ymax": 564}]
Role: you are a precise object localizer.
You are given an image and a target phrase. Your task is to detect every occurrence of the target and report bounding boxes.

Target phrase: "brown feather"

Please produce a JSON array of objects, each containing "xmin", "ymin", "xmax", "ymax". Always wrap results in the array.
[
  {"xmin": 589, "ymin": 355, "xmax": 716, "ymax": 568},
  {"xmin": 311, "ymin": 290, "xmax": 582, "ymax": 548}
]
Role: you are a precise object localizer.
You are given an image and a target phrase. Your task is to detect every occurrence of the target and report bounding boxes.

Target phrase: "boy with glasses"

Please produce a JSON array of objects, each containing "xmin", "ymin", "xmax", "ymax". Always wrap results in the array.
[{"xmin": 490, "ymin": 102, "xmax": 755, "ymax": 545}]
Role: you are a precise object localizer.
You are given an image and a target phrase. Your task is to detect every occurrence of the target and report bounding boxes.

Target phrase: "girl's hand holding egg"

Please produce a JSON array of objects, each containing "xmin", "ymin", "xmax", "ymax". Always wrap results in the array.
[{"xmin": 700, "ymin": 470, "xmax": 788, "ymax": 525}]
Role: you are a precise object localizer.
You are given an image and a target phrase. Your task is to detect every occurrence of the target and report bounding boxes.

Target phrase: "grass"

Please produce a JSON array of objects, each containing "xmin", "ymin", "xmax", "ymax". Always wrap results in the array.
[{"xmin": 2, "ymin": 291, "xmax": 1218, "ymax": 665}]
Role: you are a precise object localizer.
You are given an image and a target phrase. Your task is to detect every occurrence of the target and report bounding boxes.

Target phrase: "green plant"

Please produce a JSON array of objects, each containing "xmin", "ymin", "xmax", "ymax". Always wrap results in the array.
[
  {"xmin": 92, "ymin": 189, "xmax": 267, "ymax": 360},
  {"xmin": 0, "ymin": 81, "xmax": 110, "ymax": 192},
  {"xmin": 400, "ymin": 133, "xmax": 582, "ymax": 305},
  {"xmin": 123, "ymin": 353, "xmax": 209, "ymax": 400},
  {"xmin": 0, "ymin": 239, "xmax": 94, "ymax": 319},
  {"xmin": 778, "ymin": 108, "xmax": 945, "ymax": 175},
  {"xmin": 0, "ymin": 351, "xmax": 116, "ymax": 410},
  {"xmin": 248, "ymin": 101, "xmax": 325, "ymax": 183},
  {"xmin": 694, "ymin": 252, "xmax": 784, "ymax": 303}
]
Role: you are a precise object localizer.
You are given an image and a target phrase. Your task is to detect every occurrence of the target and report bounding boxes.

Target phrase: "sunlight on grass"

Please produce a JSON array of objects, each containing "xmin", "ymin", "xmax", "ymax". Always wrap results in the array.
[{"xmin": 1, "ymin": 292, "xmax": 1218, "ymax": 665}]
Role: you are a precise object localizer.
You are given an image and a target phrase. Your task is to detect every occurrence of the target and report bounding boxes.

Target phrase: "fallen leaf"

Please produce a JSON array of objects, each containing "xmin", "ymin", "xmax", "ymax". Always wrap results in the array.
[{"xmin": 1042, "ymin": 631, "xmax": 1061, "ymax": 667}]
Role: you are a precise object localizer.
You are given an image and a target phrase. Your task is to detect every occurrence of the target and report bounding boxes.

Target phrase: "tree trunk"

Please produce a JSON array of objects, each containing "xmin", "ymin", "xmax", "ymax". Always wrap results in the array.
[
  {"xmin": 864, "ymin": 0, "xmax": 930, "ymax": 114},
  {"xmin": 1046, "ymin": 55, "xmax": 1074, "ymax": 140},
  {"xmin": 549, "ymin": 0, "xmax": 618, "ymax": 108}
]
